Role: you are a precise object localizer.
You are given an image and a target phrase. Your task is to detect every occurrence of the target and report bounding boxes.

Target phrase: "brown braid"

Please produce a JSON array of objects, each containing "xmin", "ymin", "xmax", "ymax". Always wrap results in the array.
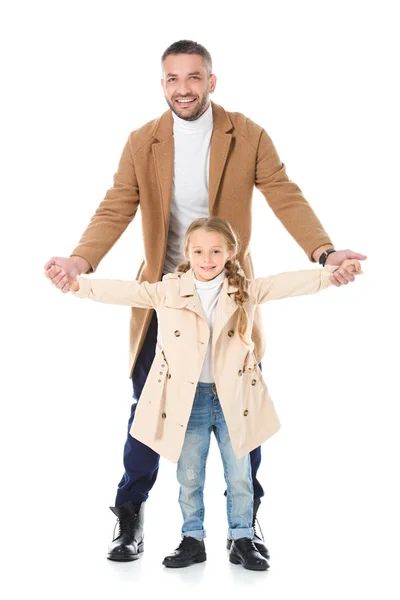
[
  {"xmin": 175, "ymin": 216, "xmax": 252, "ymax": 347},
  {"xmin": 225, "ymin": 258, "xmax": 251, "ymax": 346},
  {"xmin": 176, "ymin": 260, "xmax": 191, "ymax": 274}
]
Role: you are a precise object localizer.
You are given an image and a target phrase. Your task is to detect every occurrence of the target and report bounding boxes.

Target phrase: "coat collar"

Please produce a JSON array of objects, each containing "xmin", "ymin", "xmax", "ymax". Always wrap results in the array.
[
  {"xmin": 164, "ymin": 268, "xmax": 241, "ymax": 347},
  {"xmin": 179, "ymin": 268, "xmax": 238, "ymax": 297},
  {"xmin": 152, "ymin": 102, "xmax": 233, "ymax": 221}
]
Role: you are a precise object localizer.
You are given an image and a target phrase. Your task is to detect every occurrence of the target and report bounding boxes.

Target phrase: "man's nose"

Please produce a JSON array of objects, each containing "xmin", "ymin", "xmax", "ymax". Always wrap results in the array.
[{"xmin": 176, "ymin": 81, "xmax": 191, "ymax": 96}]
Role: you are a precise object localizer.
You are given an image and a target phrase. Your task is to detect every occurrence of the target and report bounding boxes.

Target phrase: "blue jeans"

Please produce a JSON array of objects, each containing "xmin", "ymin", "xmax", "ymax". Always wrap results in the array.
[{"xmin": 177, "ymin": 382, "xmax": 254, "ymax": 541}]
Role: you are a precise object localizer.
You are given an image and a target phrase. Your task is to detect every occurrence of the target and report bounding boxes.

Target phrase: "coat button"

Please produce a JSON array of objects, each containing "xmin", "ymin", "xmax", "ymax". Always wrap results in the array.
[
  {"xmin": 238, "ymin": 370, "xmax": 243, "ymax": 376},
  {"xmin": 162, "ymin": 412, "xmax": 166, "ymax": 419},
  {"xmin": 174, "ymin": 330, "xmax": 181, "ymax": 337},
  {"xmin": 161, "ymin": 364, "xmax": 165, "ymax": 367},
  {"xmin": 244, "ymin": 409, "xmax": 249, "ymax": 416},
  {"xmin": 158, "ymin": 379, "xmax": 161, "ymax": 383},
  {"xmin": 251, "ymin": 379, "xmax": 257, "ymax": 386},
  {"xmin": 227, "ymin": 330, "xmax": 234, "ymax": 337}
]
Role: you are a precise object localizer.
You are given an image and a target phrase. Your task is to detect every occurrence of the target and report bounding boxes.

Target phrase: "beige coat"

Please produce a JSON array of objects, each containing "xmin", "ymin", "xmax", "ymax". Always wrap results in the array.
[
  {"xmin": 75, "ymin": 264, "xmax": 337, "ymax": 462},
  {"xmin": 70, "ymin": 102, "xmax": 332, "ymax": 377}
]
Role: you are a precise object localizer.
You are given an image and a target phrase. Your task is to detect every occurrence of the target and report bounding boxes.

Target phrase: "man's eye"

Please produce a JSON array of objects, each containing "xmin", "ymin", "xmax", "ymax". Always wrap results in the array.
[
  {"xmin": 191, "ymin": 76, "xmax": 200, "ymax": 80},
  {"xmin": 168, "ymin": 78, "xmax": 176, "ymax": 83}
]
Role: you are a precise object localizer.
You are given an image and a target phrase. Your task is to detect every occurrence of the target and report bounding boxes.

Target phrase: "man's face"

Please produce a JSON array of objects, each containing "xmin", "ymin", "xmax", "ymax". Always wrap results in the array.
[{"xmin": 161, "ymin": 53, "xmax": 217, "ymax": 121}]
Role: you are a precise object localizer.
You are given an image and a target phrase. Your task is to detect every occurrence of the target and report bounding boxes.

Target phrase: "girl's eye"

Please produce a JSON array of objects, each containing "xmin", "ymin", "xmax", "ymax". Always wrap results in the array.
[
  {"xmin": 194, "ymin": 250, "xmax": 201, "ymax": 254},
  {"xmin": 213, "ymin": 250, "xmax": 220, "ymax": 254}
]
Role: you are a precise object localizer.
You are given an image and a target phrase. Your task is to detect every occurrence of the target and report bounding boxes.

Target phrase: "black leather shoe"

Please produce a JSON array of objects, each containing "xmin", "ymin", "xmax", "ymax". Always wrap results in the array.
[
  {"xmin": 107, "ymin": 501, "xmax": 144, "ymax": 561},
  {"xmin": 229, "ymin": 537, "xmax": 269, "ymax": 571},
  {"xmin": 162, "ymin": 537, "xmax": 206, "ymax": 568},
  {"xmin": 226, "ymin": 498, "xmax": 270, "ymax": 559}
]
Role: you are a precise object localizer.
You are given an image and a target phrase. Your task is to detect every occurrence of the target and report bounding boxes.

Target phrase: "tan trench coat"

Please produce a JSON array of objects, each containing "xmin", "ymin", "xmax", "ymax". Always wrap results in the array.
[
  {"xmin": 70, "ymin": 102, "xmax": 332, "ymax": 377},
  {"xmin": 75, "ymin": 265, "xmax": 337, "ymax": 462}
]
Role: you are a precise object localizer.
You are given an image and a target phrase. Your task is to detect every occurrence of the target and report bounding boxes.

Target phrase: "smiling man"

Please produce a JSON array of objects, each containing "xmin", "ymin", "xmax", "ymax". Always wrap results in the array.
[{"xmin": 45, "ymin": 40, "xmax": 366, "ymax": 566}]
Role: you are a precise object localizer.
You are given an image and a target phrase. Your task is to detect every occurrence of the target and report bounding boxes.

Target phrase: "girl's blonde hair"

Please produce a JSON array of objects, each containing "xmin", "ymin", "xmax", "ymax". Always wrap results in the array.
[{"xmin": 176, "ymin": 217, "xmax": 251, "ymax": 346}]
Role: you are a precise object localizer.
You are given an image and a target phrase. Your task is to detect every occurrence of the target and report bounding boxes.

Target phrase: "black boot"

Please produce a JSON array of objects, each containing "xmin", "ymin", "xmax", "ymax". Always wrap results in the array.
[
  {"xmin": 162, "ymin": 537, "xmax": 206, "ymax": 568},
  {"xmin": 226, "ymin": 497, "xmax": 270, "ymax": 559},
  {"xmin": 107, "ymin": 501, "xmax": 144, "ymax": 561},
  {"xmin": 229, "ymin": 537, "xmax": 269, "ymax": 571}
]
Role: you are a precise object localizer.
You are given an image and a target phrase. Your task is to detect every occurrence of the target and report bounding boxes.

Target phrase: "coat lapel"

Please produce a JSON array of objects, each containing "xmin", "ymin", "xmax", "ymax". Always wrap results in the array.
[
  {"xmin": 164, "ymin": 269, "xmax": 208, "ymax": 322},
  {"xmin": 152, "ymin": 110, "xmax": 174, "ymax": 234},
  {"xmin": 209, "ymin": 103, "xmax": 233, "ymax": 213},
  {"xmin": 151, "ymin": 103, "xmax": 233, "ymax": 229},
  {"xmin": 212, "ymin": 277, "xmax": 239, "ymax": 349}
]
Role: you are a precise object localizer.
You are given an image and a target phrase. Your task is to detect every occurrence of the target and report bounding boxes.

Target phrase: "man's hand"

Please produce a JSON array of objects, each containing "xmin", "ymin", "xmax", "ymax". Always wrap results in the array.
[
  {"xmin": 326, "ymin": 250, "xmax": 367, "ymax": 286},
  {"xmin": 45, "ymin": 265, "xmax": 80, "ymax": 292},
  {"xmin": 44, "ymin": 256, "xmax": 89, "ymax": 293}
]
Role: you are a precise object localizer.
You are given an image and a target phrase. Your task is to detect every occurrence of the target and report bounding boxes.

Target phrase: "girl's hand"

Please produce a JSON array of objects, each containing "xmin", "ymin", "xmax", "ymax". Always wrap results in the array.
[
  {"xmin": 334, "ymin": 258, "xmax": 363, "ymax": 281},
  {"xmin": 45, "ymin": 265, "xmax": 80, "ymax": 292}
]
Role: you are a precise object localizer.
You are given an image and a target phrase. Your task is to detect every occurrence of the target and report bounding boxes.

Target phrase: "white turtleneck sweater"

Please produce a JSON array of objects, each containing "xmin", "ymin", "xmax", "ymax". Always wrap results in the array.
[
  {"xmin": 163, "ymin": 105, "xmax": 213, "ymax": 274},
  {"xmin": 193, "ymin": 269, "xmax": 226, "ymax": 383}
]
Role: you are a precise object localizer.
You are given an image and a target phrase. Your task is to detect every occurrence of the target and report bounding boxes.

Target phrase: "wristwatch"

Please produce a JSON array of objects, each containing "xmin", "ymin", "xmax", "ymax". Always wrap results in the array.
[{"xmin": 318, "ymin": 248, "xmax": 336, "ymax": 267}]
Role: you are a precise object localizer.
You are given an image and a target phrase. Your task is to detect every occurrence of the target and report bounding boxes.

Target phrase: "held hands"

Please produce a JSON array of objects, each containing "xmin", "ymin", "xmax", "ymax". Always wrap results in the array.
[
  {"xmin": 332, "ymin": 257, "xmax": 364, "ymax": 283},
  {"xmin": 45, "ymin": 265, "xmax": 80, "ymax": 292},
  {"xmin": 325, "ymin": 250, "xmax": 367, "ymax": 286},
  {"xmin": 44, "ymin": 256, "xmax": 90, "ymax": 292}
]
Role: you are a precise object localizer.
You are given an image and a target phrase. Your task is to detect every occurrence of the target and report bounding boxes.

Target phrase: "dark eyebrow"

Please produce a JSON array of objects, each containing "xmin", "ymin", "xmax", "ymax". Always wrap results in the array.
[{"xmin": 166, "ymin": 71, "xmax": 202, "ymax": 78}]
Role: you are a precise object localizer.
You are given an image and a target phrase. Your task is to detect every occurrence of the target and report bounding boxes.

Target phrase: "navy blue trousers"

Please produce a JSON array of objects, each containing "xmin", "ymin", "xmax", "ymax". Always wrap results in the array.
[{"xmin": 115, "ymin": 310, "xmax": 264, "ymax": 506}]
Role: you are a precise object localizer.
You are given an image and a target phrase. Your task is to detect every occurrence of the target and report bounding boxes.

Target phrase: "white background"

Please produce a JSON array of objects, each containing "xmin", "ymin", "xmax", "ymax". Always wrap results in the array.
[{"xmin": 1, "ymin": 1, "xmax": 399, "ymax": 598}]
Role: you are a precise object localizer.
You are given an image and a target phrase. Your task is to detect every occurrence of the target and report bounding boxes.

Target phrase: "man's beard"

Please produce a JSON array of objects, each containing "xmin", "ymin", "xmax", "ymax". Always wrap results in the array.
[{"xmin": 166, "ymin": 88, "xmax": 210, "ymax": 122}]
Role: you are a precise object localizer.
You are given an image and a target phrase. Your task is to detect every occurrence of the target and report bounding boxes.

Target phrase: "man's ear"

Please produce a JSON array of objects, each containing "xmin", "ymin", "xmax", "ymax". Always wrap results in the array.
[{"xmin": 209, "ymin": 74, "xmax": 217, "ymax": 94}]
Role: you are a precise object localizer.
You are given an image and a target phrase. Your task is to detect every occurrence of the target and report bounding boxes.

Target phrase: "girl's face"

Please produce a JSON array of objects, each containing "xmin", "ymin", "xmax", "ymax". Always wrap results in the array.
[{"xmin": 186, "ymin": 229, "xmax": 234, "ymax": 282}]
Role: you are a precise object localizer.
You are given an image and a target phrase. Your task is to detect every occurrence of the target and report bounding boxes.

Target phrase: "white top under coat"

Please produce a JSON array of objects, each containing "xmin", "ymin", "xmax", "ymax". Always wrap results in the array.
[
  {"xmin": 163, "ymin": 105, "xmax": 213, "ymax": 274},
  {"xmin": 193, "ymin": 269, "xmax": 226, "ymax": 383}
]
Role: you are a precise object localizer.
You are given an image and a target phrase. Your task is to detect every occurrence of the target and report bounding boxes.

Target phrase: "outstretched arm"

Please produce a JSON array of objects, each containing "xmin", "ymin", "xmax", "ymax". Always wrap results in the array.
[
  {"xmin": 254, "ymin": 127, "xmax": 367, "ymax": 284},
  {"xmin": 250, "ymin": 260, "xmax": 362, "ymax": 304},
  {"xmin": 46, "ymin": 266, "xmax": 163, "ymax": 309},
  {"xmin": 44, "ymin": 136, "xmax": 140, "ymax": 292}
]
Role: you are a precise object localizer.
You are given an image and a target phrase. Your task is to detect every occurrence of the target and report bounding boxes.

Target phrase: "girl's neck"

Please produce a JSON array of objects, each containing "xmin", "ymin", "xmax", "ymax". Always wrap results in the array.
[{"xmin": 192, "ymin": 269, "xmax": 226, "ymax": 286}]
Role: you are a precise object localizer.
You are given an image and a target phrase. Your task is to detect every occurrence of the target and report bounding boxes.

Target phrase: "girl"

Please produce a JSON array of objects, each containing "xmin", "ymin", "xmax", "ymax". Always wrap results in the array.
[{"xmin": 47, "ymin": 217, "xmax": 361, "ymax": 571}]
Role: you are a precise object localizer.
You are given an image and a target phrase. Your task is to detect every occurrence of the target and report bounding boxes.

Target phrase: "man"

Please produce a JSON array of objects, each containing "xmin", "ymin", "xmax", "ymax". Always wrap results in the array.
[{"xmin": 45, "ymin": 40, "xmax": 366, "ymax": 567}]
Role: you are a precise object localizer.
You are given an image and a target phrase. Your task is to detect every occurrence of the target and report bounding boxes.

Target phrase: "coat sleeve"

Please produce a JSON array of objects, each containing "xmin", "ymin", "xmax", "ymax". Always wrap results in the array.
[
  {"xmin": 69, "ymin": 136, "xmax": 140, "ymax": 273},
  {"xmin": 249, "ymin": 265, "xmax": 338, "ymax": 304},
  {"xmin": 255, "ymin": 128, "xmax": 333, "ymax": 261},
  {"xmin": 73, "ymin": 277, "xmax": 165, "ymax": 309}
]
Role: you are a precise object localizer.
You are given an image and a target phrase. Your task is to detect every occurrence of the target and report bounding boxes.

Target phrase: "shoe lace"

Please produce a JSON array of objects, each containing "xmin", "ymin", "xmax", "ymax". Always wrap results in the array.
[
  {"xmin": 253, "ymin": 515, "xmax": 265, "ymax": 542},
  {"xmin": 176, "ymin": 537, "xmax": 198, "ymax": 554},
  {"xmin": 113, "ymin": 511, "xmax": 139, "ymax": 540},
  {"xmin": 241, "ymin": 537, "xmax": 259, "ymax": 552}
]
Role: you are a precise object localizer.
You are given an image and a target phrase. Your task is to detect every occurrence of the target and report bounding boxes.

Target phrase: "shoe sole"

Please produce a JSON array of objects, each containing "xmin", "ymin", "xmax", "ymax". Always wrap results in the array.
[
  {"xmin": 229, "ymin": 553, "xmax": 269, "ymax": 571},
  {"xmin": 226, "ymin": 539, "xmax": 270, "ymax": 560},
  {"xmin": 107, "ymin": 541, "xmax": 144, "ymax": 561},
  {"xmin": 162, "ymin": 554, "xmax": 207, "ymax": 568}
]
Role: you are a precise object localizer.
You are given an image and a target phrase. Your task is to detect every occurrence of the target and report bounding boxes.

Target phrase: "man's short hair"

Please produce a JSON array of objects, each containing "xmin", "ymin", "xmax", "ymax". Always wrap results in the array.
[{"xmin": 161, "ymin": 40, "xmax": 212, "ymax": 74}]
